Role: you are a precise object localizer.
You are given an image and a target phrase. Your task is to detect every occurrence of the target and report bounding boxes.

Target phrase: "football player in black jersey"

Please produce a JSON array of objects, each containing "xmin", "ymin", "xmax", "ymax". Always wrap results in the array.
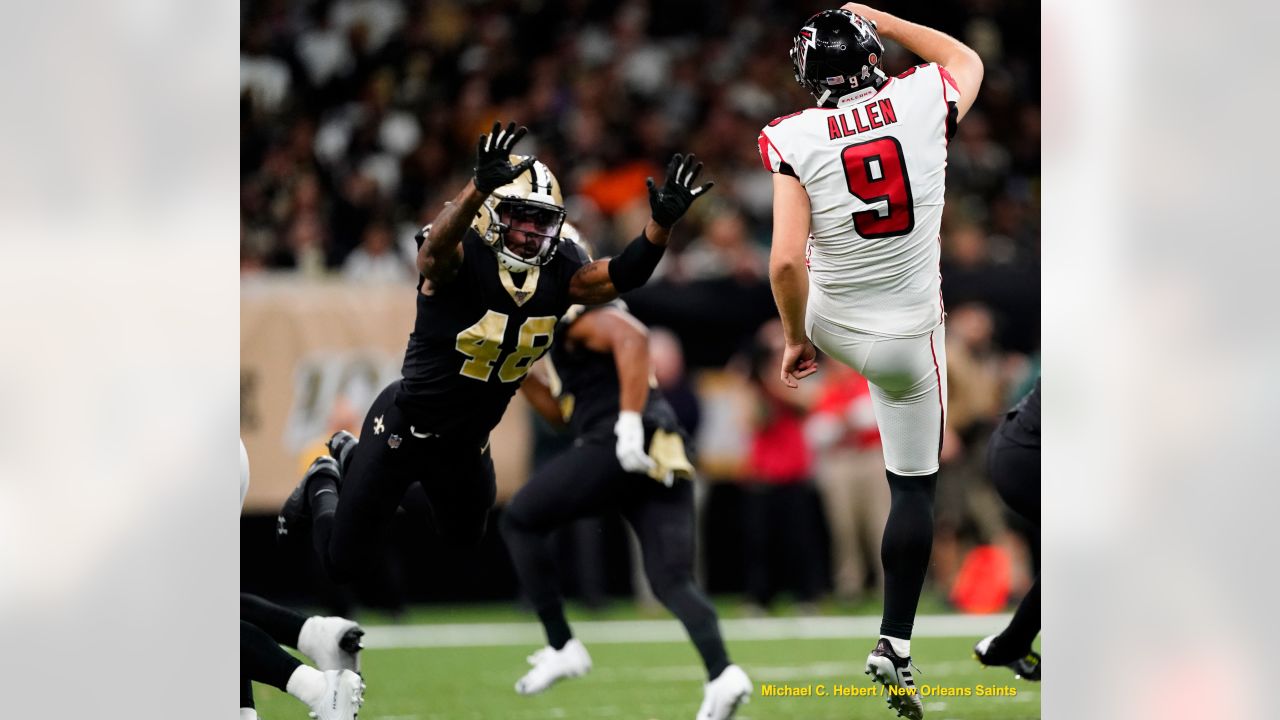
[
  {"xmin": 277, "ymin": 122, "xmax": 712, "ymax": 594},
  {"xmin": 973, "ymin": 378, "xmax": 1041, "ymax": 681},
  {"xmin": 500, "ymin": 230, "xmax": 751, "ymax": 718}
]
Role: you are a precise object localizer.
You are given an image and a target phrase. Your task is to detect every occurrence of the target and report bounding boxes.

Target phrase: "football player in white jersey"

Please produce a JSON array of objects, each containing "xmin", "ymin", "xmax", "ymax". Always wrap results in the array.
[{"xmin": 760, "ymin": 6, "xmax": 983, "ymax": 719}]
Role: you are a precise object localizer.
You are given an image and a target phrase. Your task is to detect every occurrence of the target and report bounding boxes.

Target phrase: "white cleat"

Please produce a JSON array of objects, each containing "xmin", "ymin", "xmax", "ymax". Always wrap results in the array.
[
  {"xmin": 696, "ymin": 664, "xmax": 752, "ymax": 720},
  {"xmin": 514, "ymin": 639, "xmax": 592, "ymax": 695},
  {"xmin": 865, "ymin": 638, "xmax": 924, "ymax": 719},
  {"xmin": 300, "ymin": 616, "xmax": 364, "ymax": 673},
  {"xmin": 308, "ymin": 669, "xmax": 364, "ymax": 720}
]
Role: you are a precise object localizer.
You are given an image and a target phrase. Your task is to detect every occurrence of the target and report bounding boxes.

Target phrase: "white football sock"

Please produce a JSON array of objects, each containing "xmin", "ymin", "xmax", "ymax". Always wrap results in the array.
[
  {"xmin": 285, "ymin": 665, "xmax": 327, "ymax": 706},
  {"xmin": 239, "ymin": 709, "xmax": 259, "ymax": 720},
  {"xmin": 882, "ymin": 635, "xmax": 910, "ymax": 658}
]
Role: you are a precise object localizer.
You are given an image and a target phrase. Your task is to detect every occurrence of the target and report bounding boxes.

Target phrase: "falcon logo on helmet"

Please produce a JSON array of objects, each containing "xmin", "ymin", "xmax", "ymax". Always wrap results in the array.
[
  {"xmin": 471, "ymin": 157, "xmax": 567, "ymax": 272},
  {"xmin": 789, "ymin": 9, "xmax": 887, "ymax": 108}
]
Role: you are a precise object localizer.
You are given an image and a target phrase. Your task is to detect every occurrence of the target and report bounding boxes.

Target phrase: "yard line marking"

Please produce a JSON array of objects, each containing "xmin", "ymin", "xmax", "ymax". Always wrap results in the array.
[{"xmin": 361, "ymin": 614, "xmax": 1013, "ymax": 649}]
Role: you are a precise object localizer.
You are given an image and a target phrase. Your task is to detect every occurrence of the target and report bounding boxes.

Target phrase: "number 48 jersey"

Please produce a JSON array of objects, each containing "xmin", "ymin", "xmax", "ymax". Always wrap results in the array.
[
  {"xmin": 759, "ymin": 62, "xmax": 961, "ymax": 337},
  {"xmin": 398, "ymin": 229, "xmax": 590, "ymax": 438}
]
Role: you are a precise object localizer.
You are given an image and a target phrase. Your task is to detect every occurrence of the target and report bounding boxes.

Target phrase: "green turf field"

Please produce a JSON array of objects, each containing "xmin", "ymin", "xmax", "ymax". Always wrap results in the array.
[{"xmin": 251, "ymin": 605, "xmax": 1040, "ymax": 719}]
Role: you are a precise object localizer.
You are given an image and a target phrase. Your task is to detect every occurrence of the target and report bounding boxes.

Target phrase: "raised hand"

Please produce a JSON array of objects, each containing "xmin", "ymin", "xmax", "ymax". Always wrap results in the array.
[
  {"xmin": 475, "ymin": 121, "xmax": 536, "ymax": 194},
  {"xmin": 646, "ymin": 153, "xmax": 714, "ymax": 229}
]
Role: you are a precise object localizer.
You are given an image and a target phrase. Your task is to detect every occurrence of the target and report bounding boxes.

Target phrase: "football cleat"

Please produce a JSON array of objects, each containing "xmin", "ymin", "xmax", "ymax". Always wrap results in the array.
[
  {"xmin": 308, "ymin": 669, "xmax": 364, "ymax": 720},
  {"xmin": 514, "ymin": 639, "xmax": 592, "ymax": 695},
  {"xmin": 300, "ymin": 616, "xmax": 365, "ymax": 674},
  {"xmin": 696, "ymin": 664, "xmax": 752, "ymax": 720},
  {"xmin": 974, "ymin": 634, "xmax": 1040, "ymax": 681},
  {"xmin": 327, "ymin": 430, "xmax": 358, "ymax": 478},
  {"xmin": 278, "ymin": 456, "xmax": 340, "ymax": 545},
  {"xmin": 865, "ymin": 638, "xmax": 925, "ymax": 719}
]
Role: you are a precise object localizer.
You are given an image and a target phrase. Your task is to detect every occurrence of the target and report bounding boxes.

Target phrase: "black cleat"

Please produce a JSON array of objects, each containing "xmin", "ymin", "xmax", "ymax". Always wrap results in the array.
[
  {"xmin": 865, "ymin": 638, "xmax": 924, "ymax": 719},
  {"xmin": 974, "ymin": 634, "xmax": 1040, "ymax": 681},
  {"xmin": 339, "ymin": 626, "xmax": 365, "ymax": 656},
  {"xmin": 277, "ymin": 455, "xmax": 340, "ymax": 546},
  {"xmin": 327, "ymin": 430, "xmax": 359, "ymax": 478}
]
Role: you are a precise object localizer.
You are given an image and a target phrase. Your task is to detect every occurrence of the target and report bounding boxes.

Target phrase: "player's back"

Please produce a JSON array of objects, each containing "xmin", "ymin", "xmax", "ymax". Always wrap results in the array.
[{"xmin": 759, "ymin": 62, "xmax": 960, "ymax": 337}]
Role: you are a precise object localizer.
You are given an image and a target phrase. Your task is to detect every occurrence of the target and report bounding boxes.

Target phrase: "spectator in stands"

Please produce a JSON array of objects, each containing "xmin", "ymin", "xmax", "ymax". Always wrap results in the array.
[
  {"xmin": 663, "ymin": 206, "xmax": 767, "ymax": 285},
  {"xmin": 740, "ymin": 321, "xmax": 823, "ymax": 612},
  {"xmin": 650, "ymin": 327, "xmax": 701, "ymax": 438},
  {"xmin": 933, "ymin": 302, "xmax": 1023, "ymax": 591},
  {"xmin": 804, "ymin": 363, "xmax": 888, "ymax": 603},
  {"xmin": 341, "ymin": 220, "xmax": 414, "ymax": 284}
]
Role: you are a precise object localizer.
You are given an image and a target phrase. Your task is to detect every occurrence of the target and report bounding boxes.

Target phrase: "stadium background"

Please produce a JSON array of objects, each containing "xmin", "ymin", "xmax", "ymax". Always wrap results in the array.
[{"xmin": 240, "ymin": 0, "xmax": 1038, "ymax": 692}]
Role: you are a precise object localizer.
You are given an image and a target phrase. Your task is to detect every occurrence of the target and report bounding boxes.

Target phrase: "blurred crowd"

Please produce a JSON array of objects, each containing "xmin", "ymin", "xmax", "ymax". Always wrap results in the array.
[{"xmin": 242, "ymin": 0, "xmax": 1040, "ymax": 609}]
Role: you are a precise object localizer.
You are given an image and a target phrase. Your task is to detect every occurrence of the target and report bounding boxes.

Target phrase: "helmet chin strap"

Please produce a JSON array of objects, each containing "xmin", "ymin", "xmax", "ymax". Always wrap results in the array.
[{"xmin": 816, "ymin": 88, "xmax": 832, "ymax": 106}]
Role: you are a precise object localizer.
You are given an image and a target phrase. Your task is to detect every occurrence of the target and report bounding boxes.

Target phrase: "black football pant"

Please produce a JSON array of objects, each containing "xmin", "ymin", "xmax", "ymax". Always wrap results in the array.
[
  {"xmin": 986, "ymin": 425, "xmax": 1041, "ymax": 657},
  {"xmin": 309, "ymin": 380, "xmax": 497, "ymax": 584},
  {"xmin": 500, "ymin": 439, "xmax": 731, "ymax": 680},
  {"xmin": 240, "ymin": 594, "xmax": 308, "ymax": 709}
]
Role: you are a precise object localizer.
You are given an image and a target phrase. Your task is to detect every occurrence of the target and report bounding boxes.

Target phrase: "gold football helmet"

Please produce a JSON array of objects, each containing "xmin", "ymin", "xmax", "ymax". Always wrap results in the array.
[{"xmin": 471, "ymin": 157, "xmax": 566, "ymax": 272}]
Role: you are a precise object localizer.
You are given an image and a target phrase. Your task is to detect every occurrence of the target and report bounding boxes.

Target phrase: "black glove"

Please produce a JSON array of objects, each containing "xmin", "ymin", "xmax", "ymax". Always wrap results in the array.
[
  {"xmin": 475, "ymin": 121, "xmax": 536, "ymax": 194},
  {"xmin": 646, "ymin": 153, "xmax": 715, "ymax": 229}
]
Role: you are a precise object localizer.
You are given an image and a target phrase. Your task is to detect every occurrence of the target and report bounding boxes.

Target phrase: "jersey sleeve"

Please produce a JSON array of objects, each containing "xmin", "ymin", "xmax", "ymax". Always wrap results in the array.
[
  {"xmin": 552, "ymin": 235, "xmax": 591, "ymax": 309},
  {"xmin": 937, "ymin": 64, "xmax": 961, "ymax": 141},
  {"xmin": 757, "ymin": 128, "xmax": 798, "ymax": 177},
  {"xmin": 897, "ymin": 62, "xmax": 962, "ymax": 141}
]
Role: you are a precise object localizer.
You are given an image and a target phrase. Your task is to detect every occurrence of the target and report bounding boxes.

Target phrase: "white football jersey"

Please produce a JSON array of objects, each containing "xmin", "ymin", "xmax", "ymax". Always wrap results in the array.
[{"xmin": 759, "ymin": 62, "xmax": 961, "ymax": 337}]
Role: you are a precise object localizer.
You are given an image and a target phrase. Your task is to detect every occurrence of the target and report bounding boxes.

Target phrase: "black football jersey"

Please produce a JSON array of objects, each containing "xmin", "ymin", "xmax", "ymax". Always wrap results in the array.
[
  {"xmin": 545, "ymin": 302, "xmax": 683, "ymax": 442},
  {"xmin": 1000, "ymin": 377, "xmax": 1040, "ymax": 448},
  {"xmin": 396, "ymin": 229, "xmax": 589, "ymax": 438}
]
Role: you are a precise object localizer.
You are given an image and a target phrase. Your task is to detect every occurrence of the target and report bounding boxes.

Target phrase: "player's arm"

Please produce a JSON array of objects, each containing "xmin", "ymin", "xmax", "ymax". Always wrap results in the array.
[
  {"xmin": 567, "ymin": 308, "xmax": 651, "ymax": 414},
  {"xmin": 768, "ymin": 172, "xmax": 818, "ymax": 388},
  {"xmin": 842, "ymin": 3, "xmax": 984, "ymax": 120},
  {"xmin": 568, "ymin": 307, "xmax": 660, "ymax": 476},
  {"xmin": 567, "ymin": 154, "xmax": 714, "ymax": 305},
  {"xmin": 417, "ymin": 122, "xmax": 537, "ymax": 283},
  {"xmin": 519, "ymin": 363, "xmax": 567, "ymax": 428}
]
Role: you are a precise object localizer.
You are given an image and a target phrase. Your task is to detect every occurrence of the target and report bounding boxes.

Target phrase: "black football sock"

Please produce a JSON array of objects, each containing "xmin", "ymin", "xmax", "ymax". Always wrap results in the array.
[
  {"xmin": 241, "ymin": 593, "xmax": 308, "ymax": 648},
  {"xmin": 879, "ymin": 470, "xmax": 937, "ymax": 642},
  {"xmin": 240, "ymin": 675, "xmax": 255, "ymax": 710},
  {"xmin": 308, "ymin": 472, "xmax": 340, "ymax": 569},
  {"xmin": 241, "ymin": 620, "xmax": 302, "ymax": 692},
  {"xmin": 991, "ymin": 578, "xmax": 1040, "ymax": 660},
  {"xmin": 500, "ymin": 512, "xmax": 573, "ymax": 650},
  {"xmin": 537, "ymin": 605, "xmax": 573, "ymax": 651}
]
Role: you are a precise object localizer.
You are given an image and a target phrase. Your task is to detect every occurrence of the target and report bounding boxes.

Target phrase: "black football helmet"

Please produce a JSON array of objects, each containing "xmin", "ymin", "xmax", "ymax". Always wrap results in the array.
[{"xmin": 790, "ymin": 9, "xmax": 887, "ymax": 106}]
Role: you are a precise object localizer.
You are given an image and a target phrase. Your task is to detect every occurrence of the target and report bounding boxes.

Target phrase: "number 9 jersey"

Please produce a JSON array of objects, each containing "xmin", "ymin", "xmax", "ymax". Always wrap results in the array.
[{"xmin": 759, "ymin": 62, "xmax": 961, "ymax": 338}]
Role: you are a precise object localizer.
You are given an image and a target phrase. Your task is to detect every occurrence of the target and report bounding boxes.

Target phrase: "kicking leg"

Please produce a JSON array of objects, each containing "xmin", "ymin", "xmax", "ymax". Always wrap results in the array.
[{"xmin": 810, "ymin": 317, "xmax": 944, "ymax": 720}]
